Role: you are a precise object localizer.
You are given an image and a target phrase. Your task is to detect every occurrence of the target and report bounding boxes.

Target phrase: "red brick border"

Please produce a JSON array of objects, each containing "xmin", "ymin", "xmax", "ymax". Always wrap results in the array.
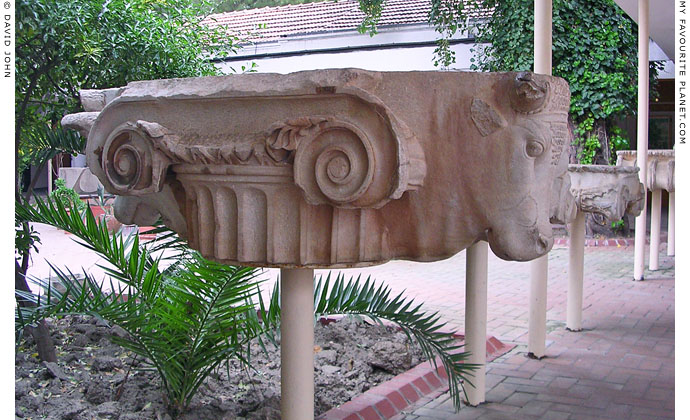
[
  {"xmin": 317, "ymin": 335, "xmax": 514, "ymax": 420},
  {"xmin": 553, "ymin": 237, "xmax": 638, "ymax": 247}
]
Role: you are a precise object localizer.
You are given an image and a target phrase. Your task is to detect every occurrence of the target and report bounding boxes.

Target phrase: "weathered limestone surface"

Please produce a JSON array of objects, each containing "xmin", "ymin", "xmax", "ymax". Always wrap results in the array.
[
  {"xmin": 63, "ymin": 69, "xmax": 572, "ymax": 268},
  {"xmin": 616, "ymin": 150, "xmax": 675, "ymax": 192},
  {"xmin": 58, "ymin": 167, "xmax": 103, "ymax": 195},
  {"xmin": 567, "ymin": 164, "xmax": 644, "ymax": 222}
]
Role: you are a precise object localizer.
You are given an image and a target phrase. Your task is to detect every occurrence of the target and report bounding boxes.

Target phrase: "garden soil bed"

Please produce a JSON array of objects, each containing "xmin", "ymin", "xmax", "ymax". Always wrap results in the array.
[{"xmin": 15, "ymin": 315, "xmax": 427, "ymax": 420}]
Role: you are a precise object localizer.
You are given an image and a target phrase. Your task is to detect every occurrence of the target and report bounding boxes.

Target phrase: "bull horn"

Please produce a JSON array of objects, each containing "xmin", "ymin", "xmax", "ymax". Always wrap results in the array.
[{"xmin": 510, "ymin": 72, "xmax": 548, "ymax": 114}]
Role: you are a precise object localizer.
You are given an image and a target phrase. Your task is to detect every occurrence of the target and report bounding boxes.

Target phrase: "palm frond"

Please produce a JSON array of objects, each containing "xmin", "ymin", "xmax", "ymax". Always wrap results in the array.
[
  {"xmin": 20, "ymin": 124, "xmax": 86, "ymax": 168},
  {"xmin": 16, "ymin": 195, "xmax": 265, "ymax": 415},
  {"xmin": 17, "ymin": 193, "xmax": 476, "ymax": 414},
  {"xmin": 17, "ymin": 196, "xmax": 156, "ymax": 289},
  {"xmin": 262, "ymin": 272, "xmax": 479, "ymax": 412}
]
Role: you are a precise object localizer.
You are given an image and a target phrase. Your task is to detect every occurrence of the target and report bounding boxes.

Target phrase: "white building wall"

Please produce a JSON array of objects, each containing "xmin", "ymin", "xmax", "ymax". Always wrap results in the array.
[
  {"xmin": 216, "ymin": 24, "xmax": 482, "ymax": 74},
  {"xmin": 216, "ymin": 23, "xmax": 673, "ymax": 78},
  {"xmin": 218, "ymin": 43, "xmax": 478, "ymax": 74}
]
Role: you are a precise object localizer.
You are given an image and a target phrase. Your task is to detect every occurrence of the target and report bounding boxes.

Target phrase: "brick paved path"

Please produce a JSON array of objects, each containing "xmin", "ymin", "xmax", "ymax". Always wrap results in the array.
[
  {"xmin": 30, "ymin": 225, "xmax": 675, "ymax": 419},
  {"xmin": 322, "ymin": 245, "xmax": 674, "ymax": 420}
]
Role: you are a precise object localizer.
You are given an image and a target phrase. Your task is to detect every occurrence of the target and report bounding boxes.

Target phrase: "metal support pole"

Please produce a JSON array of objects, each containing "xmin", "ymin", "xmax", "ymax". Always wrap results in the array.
[
  {"xmin": 528, "ymin": 254, "xmax": 548, "ymax": 359},
  {"xmin": 649, "ymin": 189, "xmax": 662, "ymax": 270},
  {"xmin": 528, "ymin": 0, "xmax": 552, "ymax": 361},
  {"xmin": 668, "ymin": 192, "xmax": 675, "ymax": 256},
  {"xmin": 465, "ymin": 241, "xmax": 488, "ymax": 406},
  {"xmin": 280, "ymin": 268, "xmax": 314, "ymax": 420},
  {"xmin": 633, "ymin": 0, "xmax": 649, "ymax": 281},
  {"xmin": 567, "ymin": 211, "xmax": 585, "ymax": 332}
]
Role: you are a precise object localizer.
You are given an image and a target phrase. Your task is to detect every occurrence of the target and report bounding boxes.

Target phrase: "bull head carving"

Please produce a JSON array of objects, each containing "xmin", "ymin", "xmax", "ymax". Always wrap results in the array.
[{"xmin": 65, "ymin": 69, "xmax": 572, "ymax": 268}]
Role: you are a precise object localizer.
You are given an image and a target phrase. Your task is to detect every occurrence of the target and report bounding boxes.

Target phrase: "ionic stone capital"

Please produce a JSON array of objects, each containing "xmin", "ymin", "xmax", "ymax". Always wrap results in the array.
[
  {"xmin": 64, "ymin": 69, "xmax": 573, "ymax": 267},
  {"xmin": 616, "ymin": 150, "xmax": 675, "ymax": 192},
  {"xmin": 567, "ymin": 164, "xmax": 645, "ymax": 222}
]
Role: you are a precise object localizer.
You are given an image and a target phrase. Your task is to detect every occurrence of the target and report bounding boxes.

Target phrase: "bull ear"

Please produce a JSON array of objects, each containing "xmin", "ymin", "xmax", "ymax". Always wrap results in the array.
[
  {"xmin": 510, "ymin": 72, "xmax": 548, "ymax": 114},
  {"xmin": 471, "ymin": 98, "xmax": 506, "ymax": 137}
]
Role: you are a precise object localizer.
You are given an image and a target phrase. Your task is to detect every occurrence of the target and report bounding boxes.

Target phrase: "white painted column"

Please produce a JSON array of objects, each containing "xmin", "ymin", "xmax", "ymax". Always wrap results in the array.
[
  {"xmin": 528, "ymin": 255, "xmax": 548, "ymax": 358},
  {"xmin": 528, "ymin": 0, "xmax": 551, "ymax": 359},
  {"xmin": 47, "ymin": 158, "xmax": 53, "ymax": 195},
  {"xmin": 649, "ymin": 189, "xmax": 662, "ymax": 270},
  {"xmin": 533, "ymin": 0, "xmax": 552, "ymax": 74},
  {"xmin": 567, "ymin": 211, "xmax": 585, "ymax": 332},
  {"xmin": 280, "ymin": 268, "xmax": 315, "ymax": 420},
  {"xmin": 633, "ymin": 0, "xmax": 649, "ymax": 281},
  {"xmin": 465, "ymin": 241, "xmax": 488, "ymax": 406},
  {"xmin": 668, "ymin": 192, "xmax": 675, "ymax": 256}
]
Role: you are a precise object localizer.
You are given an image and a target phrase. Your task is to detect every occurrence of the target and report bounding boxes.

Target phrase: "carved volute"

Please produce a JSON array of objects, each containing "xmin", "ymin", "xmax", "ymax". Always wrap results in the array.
[{"xmin": 64, "ymin": 69, "xmax": 573, "ymax": 268}]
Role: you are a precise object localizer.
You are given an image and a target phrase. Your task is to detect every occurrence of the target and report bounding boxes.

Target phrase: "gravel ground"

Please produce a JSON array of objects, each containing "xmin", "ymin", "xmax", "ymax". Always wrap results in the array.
[{"xmin": 15, "ymin": 315, "xmax": 425, "ymax": 420}]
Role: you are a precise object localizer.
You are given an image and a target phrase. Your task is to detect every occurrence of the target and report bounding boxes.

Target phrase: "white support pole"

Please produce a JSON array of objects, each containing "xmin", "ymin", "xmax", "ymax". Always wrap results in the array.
[
  {"xmin": 280, "ymin": 268, "xmax": 314, "ymax": 420},
  {"xmin": 47, "ymin": 158, "xmax": 53, "ymax": 195},
  {"xmin": 649, "ymin": 189, "xmax": 662, "ymax": 270},
  {"xmin": 668, "ymin": 192, "xmax": 675, "ymax": 256},
  {"xmin": 528, "ymin": 254, "xmax": 548, "ymax": 358},
  {"xmin": 567, "ymin": 211, "xmax": 585, "ymax": 332},
  {"xmin": 465, "ymin": 241, "xmax": 488, "ymax": 406},
  {"xmin": 534, "ymin": 0, "xmax": 552, "ymax": 74},
  {"xmin": 528, "ymin": 0, "xmax": 552, "ymax": 361},
  {"xmin": 633, "ymin": 0, "xmax": 649, "ymax": 281}
]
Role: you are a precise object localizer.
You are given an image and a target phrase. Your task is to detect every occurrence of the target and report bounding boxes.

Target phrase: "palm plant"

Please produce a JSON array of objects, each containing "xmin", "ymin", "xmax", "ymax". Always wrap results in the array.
[
  {"xmin": 18, "ymin": 124, "xmax": 86, "ymax": 199},
  {"xmin": 16, "ymin": 195, "xmax": 477, "ymax": 416},
  {"xmin": 15, "ymin": 124, "xmax": 87, "ymax": 362}
]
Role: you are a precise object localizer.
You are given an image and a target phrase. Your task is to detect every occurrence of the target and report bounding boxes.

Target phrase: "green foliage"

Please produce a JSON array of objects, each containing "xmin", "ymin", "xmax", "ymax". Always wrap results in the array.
[
  {"xmin": 468, "ymin": 0, "xmax": 659, "ymax": 163},
  {"xmin": 574, "ymin": 116, "xmax": 598, "ymax": 164},
  {"xmin": 576, "ymin": 136, "xmax": 600, "ymax": 165},
  {"xmin": 611, "ymin": 219, "xmax": 624, "ymax": 232},
  {"xmin": 472, "ymin": 0, "xmax": 648, "ymax": 121},
  {"xmin": 18, "ymin": 124, "xmax": 85, "ymax": 174},
  {"xmin": 312, "ymin": 274, "xmax": 475, "ymax": 410},
  {"xmin": 17, "ymin": 195, "xmax": 265, "ymax": 416},
  {"xmin": 357, "ymin": 0, "xmax": 384, "ymax": 36},
  {"xmin": 14, "ymin": 0, "xmax": 239, "ymax": 316},
  {"xmin": 16, "ymin": 0, "xmax": 236, "ymax": 160},
  {"xmin": 608, "ymin": 124, "xmax": 630, "ymax": 163},
  {"xmin": 14, "ymin": 218, "xmax": 41, "ymax": 259},
  {"xmin": 428, "ymin": 0, "xmax": 467, "ymax": 68},
  {"xmin": 17, "ymin": 196, "xmax": 476, "ymax": 416},
  {"xmin": 468, "ymin": 0, "xmax": 534, "ymax": 72},
  {"xmin": 50, "ymin": 178, "xmax": 89, "ymax": 213},
  {"xmin": 259, "ymin": 273, "xmax": 477, "ymax": 411}
]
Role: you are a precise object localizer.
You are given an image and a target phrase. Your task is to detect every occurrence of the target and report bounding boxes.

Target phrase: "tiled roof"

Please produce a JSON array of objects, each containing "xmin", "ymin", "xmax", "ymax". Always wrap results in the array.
[{"xmin": 204, "ymin": 0, "xmax": 489, "ymax": 43}]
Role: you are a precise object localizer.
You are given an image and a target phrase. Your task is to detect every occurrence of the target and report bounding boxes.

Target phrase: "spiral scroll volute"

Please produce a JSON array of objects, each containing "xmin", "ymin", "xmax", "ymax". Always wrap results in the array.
[
  {"xmin": 101, "ymin": 121, "xmax": 173, "ymax": 195},
  {"xmin": 281, "ymin": 118, "xmax": 403, "ymax": 209}
]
